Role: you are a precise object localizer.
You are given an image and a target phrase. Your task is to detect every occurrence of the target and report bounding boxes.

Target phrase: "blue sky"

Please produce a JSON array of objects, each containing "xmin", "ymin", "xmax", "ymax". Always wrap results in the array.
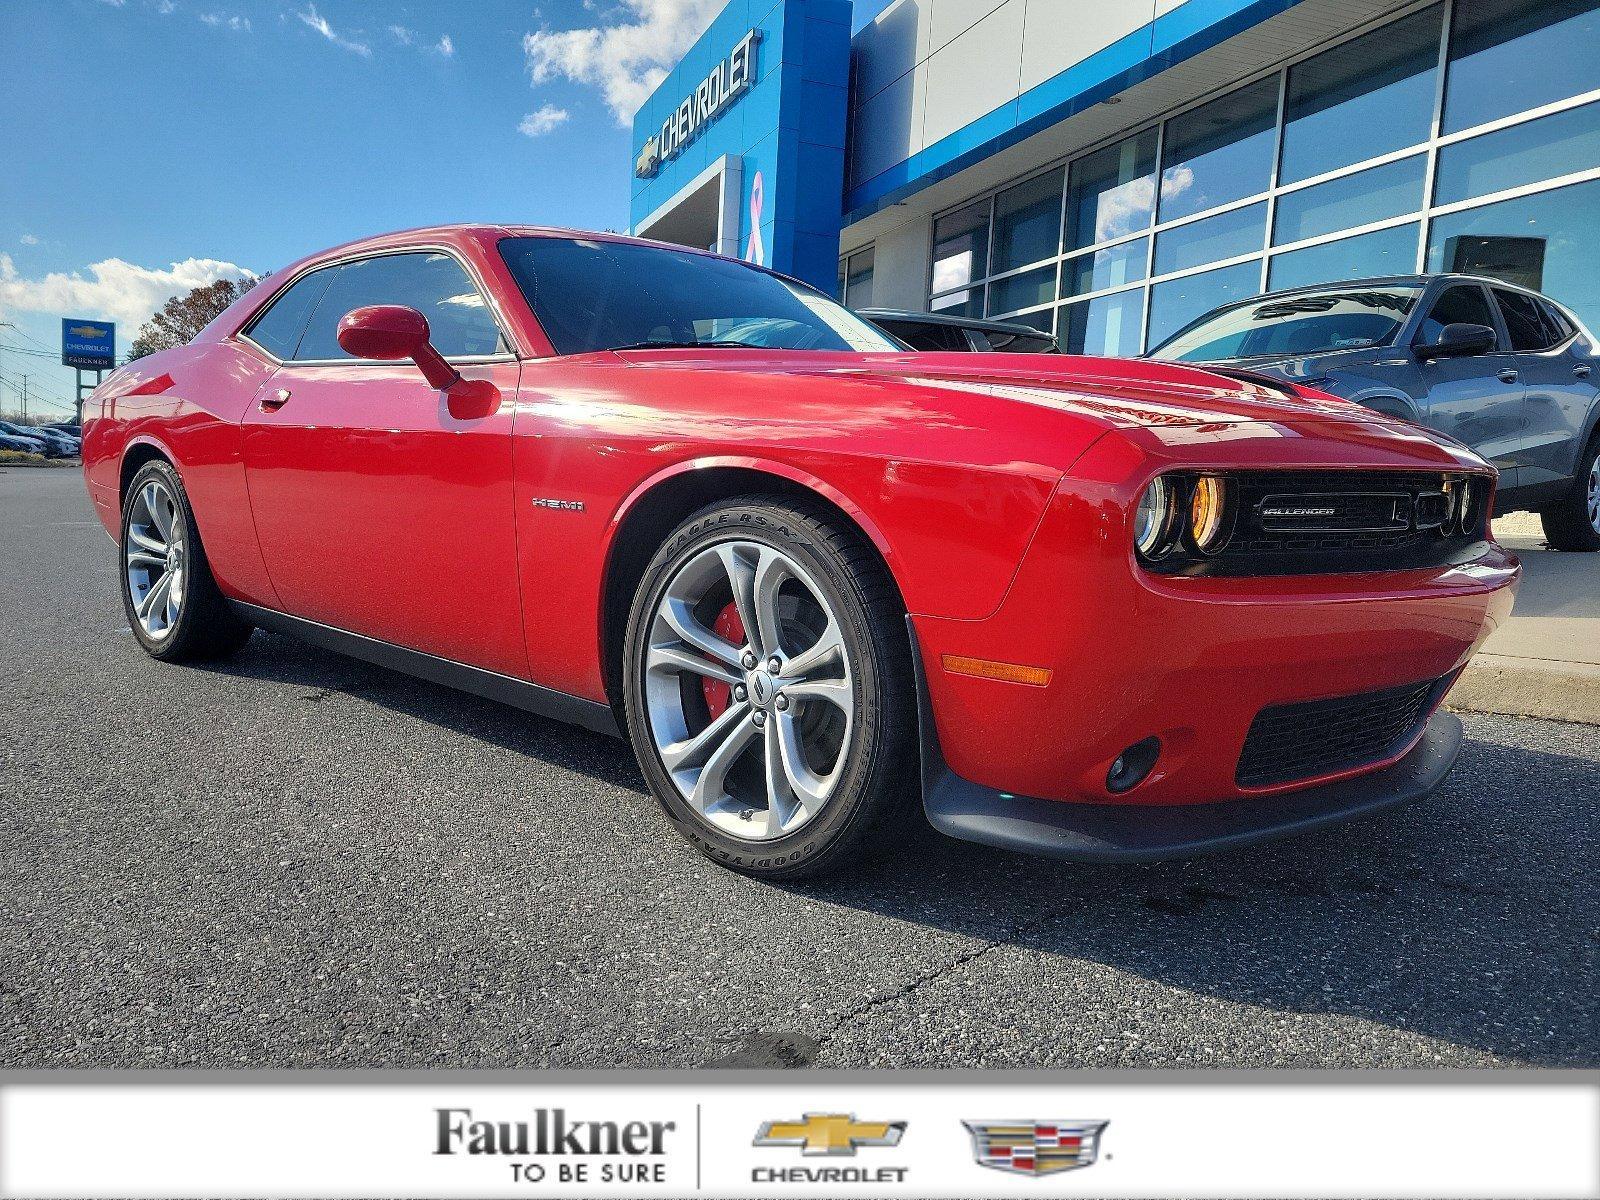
[{"xmin": 1, "ymin": 0, "xmax": 891, "ymax": 417}]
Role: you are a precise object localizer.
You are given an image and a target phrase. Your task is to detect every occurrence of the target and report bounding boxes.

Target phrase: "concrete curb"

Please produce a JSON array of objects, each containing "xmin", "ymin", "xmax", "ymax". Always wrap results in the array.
[{"xmin": 1448, "ymin": 654, "xmax": 1600, "ymax": 726}]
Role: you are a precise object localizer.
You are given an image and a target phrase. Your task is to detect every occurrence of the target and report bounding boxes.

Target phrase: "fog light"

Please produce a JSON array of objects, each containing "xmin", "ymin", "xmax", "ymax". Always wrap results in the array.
[{"xmin": 1107, "ymin": 736, "xmax": 1162, "ymax": 794}]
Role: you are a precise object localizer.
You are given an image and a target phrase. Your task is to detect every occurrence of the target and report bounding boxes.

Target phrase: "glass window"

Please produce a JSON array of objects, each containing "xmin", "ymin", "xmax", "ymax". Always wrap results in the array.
[
  {"xmin": 1154, "ymin": 203, "xmax": 1266, "ymax": 276},
  {"xmin": 295, "ymin": 252, "xmax": 505, "ymax": 361},
  {"xmin": 880, "ymin": 319, "xmax": 971, "ymax": 351},
  {"xmin": 992, "ymin": 169, "xmax": 1064, "ymax": 273},
  {"xmin": 1267, "ymin": 223, "xmax": 1420, "ymax": 292},
  {"xmin": 1273, "ymin": 156, "xmax": 1426, "ymax": 245},
  {"xmin": 843, "ymin": 247, "xmax": 875, "ymax": 308},
  {"xmin": 1414, "ymin": 284, "xmax": 1497, "ymax": 345},
  {"xmin": 1427, "ymin": 179, "xmax": 1600, "ymax": 330},
  {"xmin": 1061, "ymin": 288, "xmax": 1145, "ymax": 357},
  {"xmin": 987, "ymin": 264, "xmax": 1056, "ymax": 316},
  {"xmin": 1066, "ymin": 129, "xmax": 1158, "ymax": 251},
  {"xmin": 1495, "ymin": 288, "xmax": 1563, "ymax": 351},
  {"xmin": 1159, "ymin": 78, "xmax": 1279, "ymax": 222},
  {"xmin": 1279, "ymin": 6, "xmax": 1442, "ymax": 186},
  {"xmin": 1063, "ymin": 239, "xmax": 1147, "ymax": 299},
  {"xmin": 932, "ymin": 201, "xmax": 990, "ymax": 295},
  {"xmin": 496, "ymin": 237, "xmax": 900, "ymax": 354},
  {"xmin": 1151, "ymin": 286, "xmax": 1421, "ymax": 362},
  {"xmin": 1434, "ymin": 102, "xmax": 1600, "ymax": 207},
  {"xmin": 1443, "ymin": 0, "xmax": 1600, "ymax": 134},
  {"xmin": 930, "ymin": 288, "xmax": 984, "ymax": 317},
  {"xmin": 245, "ymin": 267, "xmax": 336, "ymax": 359},
  {"xmin": 1146, "ymin": 261, "xmax": 1262, "ymax": 350}
]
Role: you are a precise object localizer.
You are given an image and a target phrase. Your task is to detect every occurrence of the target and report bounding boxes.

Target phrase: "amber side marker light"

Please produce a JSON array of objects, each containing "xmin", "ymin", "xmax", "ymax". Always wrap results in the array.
[{"xmin": 941, "ymin": 655, "xmax": 1053, "ymax": 687}]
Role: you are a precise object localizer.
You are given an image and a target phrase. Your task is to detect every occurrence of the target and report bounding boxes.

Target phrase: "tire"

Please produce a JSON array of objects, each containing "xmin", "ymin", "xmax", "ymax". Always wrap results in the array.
[
  {"xmin": 120, "ymin": 459, "xmax": 254, "ymax": 661},
  {"xmin": 622, "ymin": 495, "xmax": 915, "ymax": 879},
  {"xmin": 1539, "ymin": 434, "xmax": 1600, "ymax": 552}
]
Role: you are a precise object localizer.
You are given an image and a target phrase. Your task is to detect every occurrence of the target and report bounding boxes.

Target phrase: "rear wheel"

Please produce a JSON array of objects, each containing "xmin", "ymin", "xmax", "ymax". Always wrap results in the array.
[
  {"xmin": 1539, "ymin": 435, "xmax": 1600, "ymax": 552},
  {"xmin": 121, "ymin": 460, "xmax": 253, "ymax": 661},
  {"xmin": 622, "ymin": 496, "xmax": 914, "ymax": 878}
]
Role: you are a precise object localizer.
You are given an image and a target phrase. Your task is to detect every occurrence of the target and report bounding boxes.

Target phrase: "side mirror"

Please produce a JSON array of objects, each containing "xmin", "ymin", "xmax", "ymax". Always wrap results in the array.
[
  {"xmin": 1416, "ymin": 322, "xmax": 1497, "ymax": 361},
  {"xmin": 336, "ymin": 305, "xmax": 461, "ymax": 391}
]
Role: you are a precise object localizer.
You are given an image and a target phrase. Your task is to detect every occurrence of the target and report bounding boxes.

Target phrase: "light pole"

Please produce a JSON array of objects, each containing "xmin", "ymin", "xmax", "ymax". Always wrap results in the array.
[{"xmin": 0, "ymin": 321, "xmax": 12, "ymax": 419}]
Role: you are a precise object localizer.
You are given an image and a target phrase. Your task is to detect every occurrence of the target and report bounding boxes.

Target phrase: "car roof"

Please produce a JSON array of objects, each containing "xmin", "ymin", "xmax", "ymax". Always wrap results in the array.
[
  {"xmin": 1247, "ymin": 272, "xmax": 1557, "ymax": 301},
  {"xmin": 857, "ymin": 308, "xmax": 1053, "ymax": 337}
]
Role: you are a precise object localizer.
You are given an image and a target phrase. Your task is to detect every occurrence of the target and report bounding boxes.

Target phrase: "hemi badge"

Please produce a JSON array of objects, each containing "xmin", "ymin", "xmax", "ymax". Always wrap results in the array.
[{"xmin": 532, "ymin": 498, "xmax": 585, "ymax": 512}]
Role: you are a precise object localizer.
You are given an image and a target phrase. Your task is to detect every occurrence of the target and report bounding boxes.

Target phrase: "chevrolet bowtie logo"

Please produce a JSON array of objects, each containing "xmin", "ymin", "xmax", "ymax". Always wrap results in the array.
[
  {"xmin": 753, "ymin": 1113, "xmax": 906, "ymax": 1156},
  {"xmin": 69, "ymin": 324, "xmax": 108, "ymax": 338}
]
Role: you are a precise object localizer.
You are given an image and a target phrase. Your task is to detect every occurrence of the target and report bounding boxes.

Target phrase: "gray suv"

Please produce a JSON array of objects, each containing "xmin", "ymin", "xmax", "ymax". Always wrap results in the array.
[{"xmin": 1148, "ymin": 275, "xmax": 1600, "ymax": 551}]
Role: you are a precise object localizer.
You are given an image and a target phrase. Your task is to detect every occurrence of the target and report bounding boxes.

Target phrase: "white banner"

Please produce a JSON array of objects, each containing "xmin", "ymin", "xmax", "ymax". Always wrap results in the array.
[{"xmin": 1, "ymin": 1078, "xmax": 1595, "ymax": 1199}]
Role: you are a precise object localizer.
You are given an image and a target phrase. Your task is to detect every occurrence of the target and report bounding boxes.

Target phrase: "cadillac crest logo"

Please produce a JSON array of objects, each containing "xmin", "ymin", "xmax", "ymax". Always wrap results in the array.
[{"xmin": 962, "ymin": 1119, "xmax": 1108, "ymax": 1176}]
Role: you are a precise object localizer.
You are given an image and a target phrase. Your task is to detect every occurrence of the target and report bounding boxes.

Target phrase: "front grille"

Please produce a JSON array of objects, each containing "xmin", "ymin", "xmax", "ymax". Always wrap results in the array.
[
  {"xmin": 1148, "ymin": 470, "xmax": 1489, "ymax": 577},
  {"xmin": 1235, "ymin": 676, "xmax": 1444, "ymax": 789}
]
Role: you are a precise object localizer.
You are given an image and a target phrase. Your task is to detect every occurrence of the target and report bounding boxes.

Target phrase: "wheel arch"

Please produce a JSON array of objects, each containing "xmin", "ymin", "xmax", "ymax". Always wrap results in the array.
[
  {"xmin": 118, "ymin": 437, "xmax": 178, "ymax": 502},
  {"xmin": 1352, "ymin": 391, "xmax": 1422, "ymax": 423},
  {"xmin": 597, "ymin": 458, "xmax": 907, "ymax": 717}
]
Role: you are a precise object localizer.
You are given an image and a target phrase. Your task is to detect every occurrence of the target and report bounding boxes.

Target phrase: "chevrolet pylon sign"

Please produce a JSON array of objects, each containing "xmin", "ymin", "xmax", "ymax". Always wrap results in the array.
[
  {"xmin": 634, "ymin": 28, "xmax": 760, "ymax": 179},
  {"xmin": 62, "ymin": 318, "xmax": 115, "ymax": 369}
]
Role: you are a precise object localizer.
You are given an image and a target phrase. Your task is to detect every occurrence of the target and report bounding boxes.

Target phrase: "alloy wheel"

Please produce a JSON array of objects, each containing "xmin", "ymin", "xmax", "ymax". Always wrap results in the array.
[
  {"xmin": 643, "ymin": 540, "xmax": 854, "ymax": 842},
  {"xmin": 125, "ymin": 479, "xmax": 186, "ymax": 640},
  {"xmin": 1588, "ymin": 450, "xmax": 1599, "ymax": 535}
]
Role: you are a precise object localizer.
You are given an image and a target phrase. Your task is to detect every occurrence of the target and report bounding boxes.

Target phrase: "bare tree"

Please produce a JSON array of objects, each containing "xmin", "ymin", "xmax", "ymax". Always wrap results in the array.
[{"xmin": 128, "ymin": 275, "xmax": 260, "ymax": 360}]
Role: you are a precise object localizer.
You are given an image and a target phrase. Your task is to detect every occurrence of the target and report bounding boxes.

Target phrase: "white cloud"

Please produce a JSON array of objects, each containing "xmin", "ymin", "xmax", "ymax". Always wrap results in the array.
[
  {"xmin": 522, "ymin": 0, "xmax": 725, "ymax": 124},
  {"xmin": 97, "ymin": 0, "xmax": 126, "ymax": 6},
  {"xmin": 388, "ymin": 24, "xmax": 414, "ymax": 44},
  {"xmin": 200, "ymin": 11, "xmax": 250, "ymax": 31},
  {"xmin": 296, "ymin": 3, "xmax": 370, "ymax": 56},
  {"xmin": 156, "ymin": 0, "xmax": 176, "ymax": 12},
  {"xmin": 0, "ymin": 254, "xmax": 254, "ymax": 332},
  {"xmin": 19, "ymin": 234, "xmax": 39, "ymax": 246},
  {"xmin": 436, "ymin": 33, "xmax": 453, "ymax": 56},
  {"xmin": 518, "ymin": 104, "xmax": 570, "ymax": 137}
]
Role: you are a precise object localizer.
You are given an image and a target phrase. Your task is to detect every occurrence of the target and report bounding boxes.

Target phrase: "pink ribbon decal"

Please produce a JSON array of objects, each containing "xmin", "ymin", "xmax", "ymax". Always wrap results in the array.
[{"xmin": 745, "ymin": 171, "xmax": 765, "ymax": 266}]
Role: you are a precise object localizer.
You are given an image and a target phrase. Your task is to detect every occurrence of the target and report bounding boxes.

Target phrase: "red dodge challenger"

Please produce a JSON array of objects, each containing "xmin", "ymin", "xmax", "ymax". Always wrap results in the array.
[{"xmin": 82, "ymin": 226, "xmax": 1519, "ymax": 878}]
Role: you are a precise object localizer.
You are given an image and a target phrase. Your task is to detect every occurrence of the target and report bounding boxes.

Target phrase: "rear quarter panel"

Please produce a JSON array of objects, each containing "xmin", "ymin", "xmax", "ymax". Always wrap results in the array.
[{"xmin": 84, "ymin": 343, "xmax": 280, "ymax": 608}]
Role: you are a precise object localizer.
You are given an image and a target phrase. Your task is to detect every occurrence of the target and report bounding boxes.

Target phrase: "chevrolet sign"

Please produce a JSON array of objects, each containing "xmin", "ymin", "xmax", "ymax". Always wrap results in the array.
[{"xmin": 635, "ymin": 28, "xmax": 760, "ymax": 179}]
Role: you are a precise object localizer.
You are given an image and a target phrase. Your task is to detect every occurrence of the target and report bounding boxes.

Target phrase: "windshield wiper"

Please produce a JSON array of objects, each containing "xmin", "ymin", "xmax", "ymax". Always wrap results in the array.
[{"xmin": 609, "ymin": 340, "xmax": 754, "ymax": 352}]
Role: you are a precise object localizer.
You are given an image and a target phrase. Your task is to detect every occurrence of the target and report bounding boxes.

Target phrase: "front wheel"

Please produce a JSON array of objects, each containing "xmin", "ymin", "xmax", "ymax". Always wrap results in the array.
[
  {"xmin": 1539, "ymin": 436, "xmax": 1600, "ymax": 552},
  {"xmin": 622, "ymin": 496, "xmax": 915, "ymax": 879}
]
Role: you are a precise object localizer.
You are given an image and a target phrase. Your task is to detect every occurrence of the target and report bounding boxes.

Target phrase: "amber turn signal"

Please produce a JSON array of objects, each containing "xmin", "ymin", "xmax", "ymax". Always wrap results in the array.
[{"xmin": 941, "ymin": 655, "xmax": 1053, "ymax": 687}]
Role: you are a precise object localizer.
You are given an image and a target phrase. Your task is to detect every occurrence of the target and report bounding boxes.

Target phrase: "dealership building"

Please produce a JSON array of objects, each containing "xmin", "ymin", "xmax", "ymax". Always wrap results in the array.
[{"xmin": 630, "ymin": 0, "xmax": 1600, "ymax": 352}]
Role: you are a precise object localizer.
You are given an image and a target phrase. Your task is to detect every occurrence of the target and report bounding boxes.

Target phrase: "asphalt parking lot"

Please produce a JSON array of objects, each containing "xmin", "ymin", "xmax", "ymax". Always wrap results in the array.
[{"xmin": 2, "ymin": 467, "xmax": 1596, "ymax": 1069}]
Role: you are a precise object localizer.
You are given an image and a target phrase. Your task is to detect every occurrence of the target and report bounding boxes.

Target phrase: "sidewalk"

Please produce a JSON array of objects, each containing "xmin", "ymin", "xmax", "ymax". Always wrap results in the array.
[{"xmin": 1447, "ymin": 511, "xmax": 1600, "ymax": 725}]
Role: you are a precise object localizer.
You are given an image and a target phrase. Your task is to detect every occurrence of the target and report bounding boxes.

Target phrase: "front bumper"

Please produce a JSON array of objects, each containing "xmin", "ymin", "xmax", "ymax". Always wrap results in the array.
[{"xmin": 921, "ymin": 704, "xmax": 1462, "ymax": 863}]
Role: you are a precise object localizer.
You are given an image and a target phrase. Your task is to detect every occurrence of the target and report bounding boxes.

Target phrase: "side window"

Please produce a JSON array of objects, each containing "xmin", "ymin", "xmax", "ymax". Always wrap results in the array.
[
  {"xmin": 1415, "ymin": 285, "xmax": 1497, "ymax": 346},
  {"xmin": 1540, "ymin": 301, "xmax": 1575, "ymax": 344},
  {"xmin": 244, "ymin": 268, "xmax": 336, "ymax": 359},
  {"xmin": 293, "ymin": 252, "xmax": 506, "ymax": 361},
  {"xmin": 1494, "ymin": 288, "xmax": 1557, "ymax": 352}
]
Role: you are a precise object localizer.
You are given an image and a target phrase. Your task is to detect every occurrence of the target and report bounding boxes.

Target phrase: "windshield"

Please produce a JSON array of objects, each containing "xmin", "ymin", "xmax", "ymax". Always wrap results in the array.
[
  {"xmin": 498, "ymin": 236, "xmax": 901, "ymax": 355},
  {"xmin": 1150, "ymin": 286, "xmax": 1423, "ymax": 362}
]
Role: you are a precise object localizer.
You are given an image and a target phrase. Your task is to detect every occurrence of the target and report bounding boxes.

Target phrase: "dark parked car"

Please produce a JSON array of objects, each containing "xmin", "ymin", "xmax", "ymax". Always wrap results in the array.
[
  {"xmin": 860, "ymin": 308, "xmax": 1059, "ymax": 354},
  {"xmin": 0, "ymin": 421, "xmax": 79, "ymax": 458},
  {"xmin": 0, "ymin": 432, "xmax": 47, "ymax": 455},
  {"xmin": 40, "ymin": 422, "xmax": 83, "ymax": 438},
  {"xmin": 1148, "ymin": 275, "xmax": 1600, "ymax": 551}
]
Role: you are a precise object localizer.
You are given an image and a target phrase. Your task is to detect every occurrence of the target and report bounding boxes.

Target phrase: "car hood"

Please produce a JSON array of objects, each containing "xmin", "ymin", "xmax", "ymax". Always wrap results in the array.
[{"xmin": 613, "ymin": 349, "xmax": 1382, "ymax": 431}]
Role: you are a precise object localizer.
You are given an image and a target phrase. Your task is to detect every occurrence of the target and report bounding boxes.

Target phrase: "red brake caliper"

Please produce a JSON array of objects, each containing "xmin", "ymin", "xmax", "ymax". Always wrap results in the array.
[{"xmin": 702, "ymin": 602, "xmax": 747, "ymax": 718}]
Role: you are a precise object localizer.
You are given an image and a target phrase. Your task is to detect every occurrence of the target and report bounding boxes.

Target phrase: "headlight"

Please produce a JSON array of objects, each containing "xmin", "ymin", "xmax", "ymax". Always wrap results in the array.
[
  {"xmin": 1188, "ymin": 474, "xmax": 1233, "ymax": 554},
  {"xmin": 1134, "ymin": 476, "xmax": 1178, "ymax": 559},
  {"xmin": 1460, "ymin": 476, "xmax": 1487, "ymax": 536}
]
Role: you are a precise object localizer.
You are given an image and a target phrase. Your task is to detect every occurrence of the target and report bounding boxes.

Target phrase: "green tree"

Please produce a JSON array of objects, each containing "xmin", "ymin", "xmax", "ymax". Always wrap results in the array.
[{"xmin": 128, "ymin": 275, "xmax": 260, "ymax": 360}]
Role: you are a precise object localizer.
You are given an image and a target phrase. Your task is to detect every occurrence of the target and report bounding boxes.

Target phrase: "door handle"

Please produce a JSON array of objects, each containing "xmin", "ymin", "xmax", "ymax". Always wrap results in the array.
[
  {"xmin": 260, "ymin": 388, "xmax": 291, "ymax": 412},
  {"xmin": 1576, "ymin": 365, "xmax": 1592, "ymax": 378},
  {"xmin": 1497, "ymin": 369, "xmax": 1519, "ymax": 383}
]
